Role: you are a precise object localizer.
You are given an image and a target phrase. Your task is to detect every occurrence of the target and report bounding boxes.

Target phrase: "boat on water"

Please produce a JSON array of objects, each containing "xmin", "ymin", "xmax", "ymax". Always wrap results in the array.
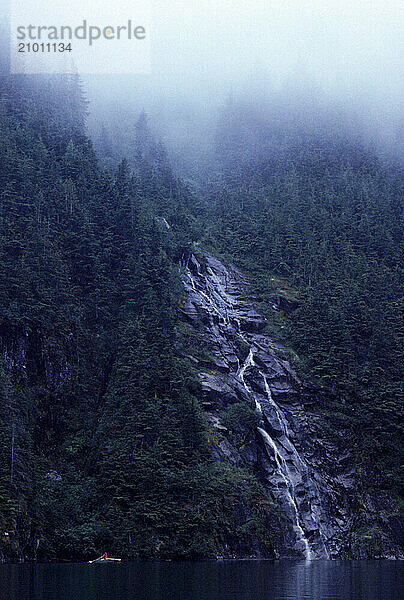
[{"xmin": 88, "ymin": 554, "xmax": 121, "ymax": 564}]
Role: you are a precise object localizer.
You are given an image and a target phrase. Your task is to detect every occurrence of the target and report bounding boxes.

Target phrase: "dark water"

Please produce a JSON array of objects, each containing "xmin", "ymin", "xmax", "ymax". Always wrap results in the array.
[{"xmin": 0, "ymin": 560, "xmax": 402, "ymax": 600}]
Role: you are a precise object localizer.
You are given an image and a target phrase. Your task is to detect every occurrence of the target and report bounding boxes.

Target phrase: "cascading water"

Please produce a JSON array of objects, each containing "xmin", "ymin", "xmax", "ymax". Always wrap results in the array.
[
  {"xmin": 180, "ymin": 252, "xmax": 343, "ymax": 558},
  {"xmin": 238, "ymin": 348, "xmax": 312, "ymax": 559},
  {"xmin": 257, "ymin": 427, "xmax": 311, "ymax": 559}
]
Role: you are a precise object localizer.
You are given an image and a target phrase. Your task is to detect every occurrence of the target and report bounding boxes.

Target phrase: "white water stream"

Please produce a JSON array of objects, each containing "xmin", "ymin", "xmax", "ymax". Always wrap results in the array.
[
  {"xmin": 238, "ymin": 349, "xmax": 312, "ymax": 559},
  {"xmin": 182, "ymin": 253, "xmax": 333, "ymax": 559}
]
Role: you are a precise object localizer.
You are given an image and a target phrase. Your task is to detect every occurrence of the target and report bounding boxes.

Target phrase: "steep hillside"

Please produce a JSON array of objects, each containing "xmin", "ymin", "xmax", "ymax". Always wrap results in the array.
[
  {"xmin": 0, "ymin": 72, "xmax": 402, "ymax": 560},
  {"xmin": 0, "ymin": 75, "xmax": 275, "ymax": 560},
  {"xmin": 181, "ymin": 252, "xmax": 403, "ymax": 558},
  {"xmin": 201, "ymin": 106, "xmax": 403, "ymax": 548}
]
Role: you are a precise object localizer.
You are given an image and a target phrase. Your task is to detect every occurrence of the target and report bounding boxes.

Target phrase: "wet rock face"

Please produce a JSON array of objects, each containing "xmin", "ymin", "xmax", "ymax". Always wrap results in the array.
[{"xmin": 180, "ymin": 252, "xmax": 402, "ymax": 559}]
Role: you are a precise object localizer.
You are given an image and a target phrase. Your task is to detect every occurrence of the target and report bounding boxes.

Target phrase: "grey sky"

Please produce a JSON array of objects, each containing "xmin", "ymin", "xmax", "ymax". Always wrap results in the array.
[
  {"xmin": 83, "ymin": 1, "xmax": 403, "ymax": 153},
  {"xmin": 151, "ymin": 1, "xmax": 403, "ymax": 102}
]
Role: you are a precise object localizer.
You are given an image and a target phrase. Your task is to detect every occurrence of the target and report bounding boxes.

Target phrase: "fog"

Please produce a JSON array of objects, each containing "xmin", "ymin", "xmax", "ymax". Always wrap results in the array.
[{"xmin": 84, "ymin": 0, "xmax": 404, "ymax": 162}]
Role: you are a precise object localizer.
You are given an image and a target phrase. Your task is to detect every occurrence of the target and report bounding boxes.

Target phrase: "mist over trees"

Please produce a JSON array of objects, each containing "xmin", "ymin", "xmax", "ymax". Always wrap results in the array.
[
  {"xmin": 0, "ymin": 70, "xmax": 282, "ymax": 559},
  {"xmin": 91, "ymin": 85, "xmax": 403, "ymax": 503},
  {"xmin": 0, "ymin": 2, "xmax": 403, "ymax": 560}
]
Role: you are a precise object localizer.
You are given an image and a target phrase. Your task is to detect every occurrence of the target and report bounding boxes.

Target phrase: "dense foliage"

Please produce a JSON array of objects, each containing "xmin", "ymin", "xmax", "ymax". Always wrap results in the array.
[
  {"xmin": 0, "ymin": 61, "xmax": 402, "ymax": 560},
  {"xmin": 202, "ymin": 103, "xmax": 403, "ymax": 504},
  {"xmin": 0, "ymin": 74, "xmax": 274, "ymax": 560}
]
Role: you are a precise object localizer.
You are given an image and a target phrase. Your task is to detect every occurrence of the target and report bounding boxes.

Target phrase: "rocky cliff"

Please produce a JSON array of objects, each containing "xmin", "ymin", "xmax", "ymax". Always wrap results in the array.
[
  {"xmin": 181, "ymin": 252, "xmax": 403, "ymax": 559},
  {"xmin": 0, "ymin": 252, "xmax": 401, "ymax": 560}
]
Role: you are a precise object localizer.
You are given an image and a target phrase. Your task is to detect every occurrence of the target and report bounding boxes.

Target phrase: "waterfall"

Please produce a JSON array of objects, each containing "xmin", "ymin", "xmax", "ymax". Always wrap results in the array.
[
  {"xmin": 238, "ymin": 349, "xmax": 312, "ymax": 560},
  {"xmin": 262, "ymin": 376, "xmax": 290, "ymax": 435},
  {"xmin": 181, "ymin": 252, "xmax": 333, "ymax": 558},
  {"xmin": 258, "ymin": 427, "xmax": 311, "ymax": 559},
  {"xmin": 238, "ymin": 348, "xmax": 254, "ymax": 388}
]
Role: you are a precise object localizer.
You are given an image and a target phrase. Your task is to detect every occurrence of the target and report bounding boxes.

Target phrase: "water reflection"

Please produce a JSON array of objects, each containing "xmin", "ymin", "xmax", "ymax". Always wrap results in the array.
[{"xmin": 0, "ymin": 560, "xmax": 402, "ymax": 600}]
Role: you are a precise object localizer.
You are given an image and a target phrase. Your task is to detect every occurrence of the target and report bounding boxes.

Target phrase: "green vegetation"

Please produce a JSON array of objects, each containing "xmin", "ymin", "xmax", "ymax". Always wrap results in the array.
[
  {"xmin": 0, "ymin": 74, "xmax": 274, "ymax": 560},
  {"xmin": 0, "ymin": 63, "xmax": 402, "ymax": 560},
  {"xmin": 203, "ymin": 111, "xmax": 403, "ymax": 504}
]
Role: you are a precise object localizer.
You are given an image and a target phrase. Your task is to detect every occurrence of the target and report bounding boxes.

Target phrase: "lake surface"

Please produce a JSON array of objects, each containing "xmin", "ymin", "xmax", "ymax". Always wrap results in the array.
[{"xmin": 0, "ymin": 560, "xmax": 402, "ymax": 600}]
